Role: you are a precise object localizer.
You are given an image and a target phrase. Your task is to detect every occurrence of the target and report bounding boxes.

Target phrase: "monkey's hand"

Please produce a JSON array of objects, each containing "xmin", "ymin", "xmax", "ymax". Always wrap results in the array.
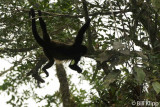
[
  {"xmin": 38, "ymin": 10, "xmax": 42, "ymax": 16},
  {"xmin": 42, "ymin": 68, "xmax": 49, "ymax": 77},
  {"xmin": 69, "ymin": 65, "xmax": 82, "ymax": 73},
  {"xmin": 29, "ymin": 8, "xmax": 35, "ymax": 19}
]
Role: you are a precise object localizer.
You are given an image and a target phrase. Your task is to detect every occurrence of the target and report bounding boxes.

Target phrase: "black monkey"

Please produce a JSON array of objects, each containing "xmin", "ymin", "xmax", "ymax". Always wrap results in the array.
[{"xmin": 30, "ymin": 8, "xmax": 90, "ymax": 78}]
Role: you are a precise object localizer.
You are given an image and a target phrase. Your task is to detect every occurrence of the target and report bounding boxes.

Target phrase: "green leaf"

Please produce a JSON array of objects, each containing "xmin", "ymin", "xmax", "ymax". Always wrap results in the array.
[
  {"xmin": 134, "ymin": 67, "xmax": 146, "ymax": 84},
  {"xmin": 103, "ymin": 69, "xmax": 121, "ymax": 88},
  {"xmin": 152, "ymin": 82, "xmax": 160, "ymax": 94}
]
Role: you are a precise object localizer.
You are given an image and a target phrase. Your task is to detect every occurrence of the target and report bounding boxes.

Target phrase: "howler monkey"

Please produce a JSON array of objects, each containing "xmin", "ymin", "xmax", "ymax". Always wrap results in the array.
[{"xmin": 30, "ymin": 8, "xmax": 90, "ymax": 78}]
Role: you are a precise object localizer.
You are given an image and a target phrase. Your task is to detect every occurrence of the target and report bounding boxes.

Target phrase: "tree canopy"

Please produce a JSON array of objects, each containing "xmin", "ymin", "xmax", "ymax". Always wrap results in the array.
[{"xmin": 0, "ymin": 0, "xmax": 160, "ymax": 106}]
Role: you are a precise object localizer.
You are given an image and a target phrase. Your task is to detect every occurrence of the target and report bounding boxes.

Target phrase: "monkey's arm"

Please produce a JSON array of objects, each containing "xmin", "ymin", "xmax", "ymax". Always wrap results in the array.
[
  {"xmin": 69, "ymin": 57, "xmax": 82, "ymax": 73},
  {"xmin": 73, "ymin": 19, "xmax": 91, "ymax": 46}
]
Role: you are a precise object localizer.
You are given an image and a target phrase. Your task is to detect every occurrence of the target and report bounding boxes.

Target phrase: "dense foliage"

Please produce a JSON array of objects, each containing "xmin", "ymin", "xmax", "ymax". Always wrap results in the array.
[{"xmin": 0, "ymin": 0, "xmax": 160, "ymax": 106}]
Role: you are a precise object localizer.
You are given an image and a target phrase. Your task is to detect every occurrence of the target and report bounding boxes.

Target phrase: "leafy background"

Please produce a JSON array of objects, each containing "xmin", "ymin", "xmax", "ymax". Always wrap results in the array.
[{"xmin": 0, "ymin": 0, "xmax": 160, "ymax": 106}]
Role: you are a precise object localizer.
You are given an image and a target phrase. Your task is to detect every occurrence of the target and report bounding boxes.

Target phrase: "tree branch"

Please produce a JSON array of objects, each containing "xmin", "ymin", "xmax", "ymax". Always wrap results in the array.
[
  {"xmin": 23, "ymin": 8, "xmax": 130, "ymax": 18},
  {"xmin": 56, "ymin": 63, "xmax": 77, "ymax": 107},
  {"xmin": 27, "ymin": 56, "xmax": 47, "ymax": 83},
  {"xmin": 0, "ymin": 56, "xmax": 24, "ymax": 76},
  {"xmin": 0, "ymin": 46, "xmax": 38, "ymax": 53},
  {"xmin": 130, "ymin": 0, "xmax": 158, "ymax": 50}
]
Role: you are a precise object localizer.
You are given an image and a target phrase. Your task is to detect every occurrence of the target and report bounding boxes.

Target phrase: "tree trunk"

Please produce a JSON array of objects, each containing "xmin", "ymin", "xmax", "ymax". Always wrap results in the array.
[{"xmin": 56, "ymin": 63, "xmax": 77, "ymax": 107}]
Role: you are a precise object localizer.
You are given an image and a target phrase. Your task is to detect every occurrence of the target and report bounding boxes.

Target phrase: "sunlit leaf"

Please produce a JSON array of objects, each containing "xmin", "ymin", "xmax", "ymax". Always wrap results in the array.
[
  {"xmin": 113, "ymin": 41, "xmax": 125, "ymax": 50},
  {"xmin": 103, "ymin": 69, "xmax": 121, "ymax": 88},
  {"xmin": 134, "ymin": 67, "xmax": 146, "ymax": 84},
  {"xmin": 96, "ymin": 52, "xmax": 109, "ymax": 63},
  {"xmin": 152, "ymin": 82, "xmax": 160, "ymax": 94}
]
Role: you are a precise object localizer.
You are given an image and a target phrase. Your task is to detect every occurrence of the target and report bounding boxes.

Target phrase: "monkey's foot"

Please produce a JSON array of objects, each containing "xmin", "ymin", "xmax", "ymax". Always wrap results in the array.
[
  {"xmin": 32, "ymin": 73, "xmax": 45, "ymax": 83},
  {"xmin": 69, "ymin": 65, "xmax": 82, "ymax": 73}
]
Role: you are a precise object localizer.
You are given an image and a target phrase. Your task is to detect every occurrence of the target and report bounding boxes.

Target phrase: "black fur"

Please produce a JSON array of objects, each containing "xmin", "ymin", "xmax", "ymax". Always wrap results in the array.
[{"xmin": 30, "ymin": 8, "xmax": 90, "ymax": 78}]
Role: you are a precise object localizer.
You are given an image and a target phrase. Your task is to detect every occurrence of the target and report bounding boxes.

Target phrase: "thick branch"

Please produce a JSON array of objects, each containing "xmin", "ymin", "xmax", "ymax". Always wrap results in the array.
[
  {"xmin": 130, "ymin": 0, "xmax": 158, "ymax": 50},
  {"xmin": 56, "ymin": 63, "xmax": 77, "ymax": 107},
  {"xmin": 23, "ymin": 8, "xmax": 130, "ymax": 18},
  {"xmin": 138, "ymin": 10, "xmax": 157, "ymax": 48},
  {"xmin": 132, "ymin": 38, "xmax": 151, "ymax": 50},
  {"xmin": 129, "ymin": 21, "xmax": 151, "ymax": 50},
  {"xmin": 0, "ymin": 46, "xmax": 38, "ymax": 53}
]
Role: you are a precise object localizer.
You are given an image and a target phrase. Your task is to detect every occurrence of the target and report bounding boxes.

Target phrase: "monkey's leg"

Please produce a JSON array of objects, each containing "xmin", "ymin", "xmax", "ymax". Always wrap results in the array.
[
  {"xmin": 69, "ymin": 57, "xmax": 82, "ymax": 73},
  {"xmin": 42, "ymin": 59, "xmax": 54, "ymax": 77},
  {"xmin": 32, "ymin": 71, "xmax": 45, "ymax": 83}
]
